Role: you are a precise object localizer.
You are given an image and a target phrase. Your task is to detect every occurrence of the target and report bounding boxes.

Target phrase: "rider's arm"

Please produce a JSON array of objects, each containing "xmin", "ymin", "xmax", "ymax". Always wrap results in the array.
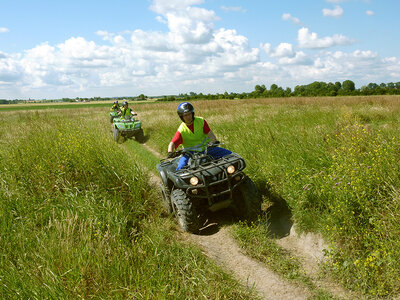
[
  {"xmin": 168, "ymin": 142, "xmax": 175, "ymax": 153},
  {"xmin": 169, "ymin": 131, "xmax": 182, "ymax": 152}
]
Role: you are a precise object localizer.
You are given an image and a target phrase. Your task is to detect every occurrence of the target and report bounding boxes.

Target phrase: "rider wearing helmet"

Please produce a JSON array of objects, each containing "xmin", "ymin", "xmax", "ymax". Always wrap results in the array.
[
  {"xmin": 167, "ymin": 102, "xmax": 232, "ymax": 170},
  {"xmin": 119, "ymin": 101, "xmax": 135, "ymax": 118},
  {"xmin": 110, "ymin": 100, "xmax": 120, "ymax": 111}
]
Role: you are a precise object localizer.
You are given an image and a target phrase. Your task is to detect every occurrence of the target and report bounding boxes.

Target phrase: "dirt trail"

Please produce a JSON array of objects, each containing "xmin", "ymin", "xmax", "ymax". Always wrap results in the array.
[
  {"xmin": 187, "ymin": 227, "xmax": 310, "ymax": 299},
  {"xmin": 142, "ymin": 143, "xmax": 352, "ymax": 299}
]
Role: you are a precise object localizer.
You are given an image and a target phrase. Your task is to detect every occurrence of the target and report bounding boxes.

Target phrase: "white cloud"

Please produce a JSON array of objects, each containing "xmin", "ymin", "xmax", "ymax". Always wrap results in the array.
[
  {"xmin": 270, "ymin": 43, "xmax": 295, "ymax": 58},
  {"xmin": 262, "ymin": 42, "xmax": 311, "ymax": 66},
  {"xmin": 0, "ymin": 0, "xmax": 399, "ymax": 99},
  {"xmin": 366, "ymin": 10, "xmax": 374, "ymax": 16},
  {"xmin": 298, "ymin": 27, "xmax": 354, "ymax": 49},
  {"xmin": 278, "ymin": 51, "xmax": 310, "ymax": 65},
  {"xmin": 131, "ymin": 29, "xmax": 174, "ymax": 52},
  {"xmin": 282, "ymin": 13, "xmax": 302, "ymax": 25},
  {"xmin": 221, "ymin": 6, "xmax": 246, "ymax": 13},
  {"xmin": 150, "ymin": 0, "xmax": 204, "ymax": 14},
  {"xmin": 0, "ymin": 0, "xmax": 263, "ymax": 98},
  {"xmin": 322, "ymin": 5, "xmax": 344, "ymax": 17},
  {"xmin": 0, "ymin": 27, "xmax": 9, "ymax": 33},
  {"xmin": 260, "ymin": 43, "xmax": 271, "ymax": 55},
  {"xmin": 0, "ymin": 54, "xmax": 21, "ymax": 83}
]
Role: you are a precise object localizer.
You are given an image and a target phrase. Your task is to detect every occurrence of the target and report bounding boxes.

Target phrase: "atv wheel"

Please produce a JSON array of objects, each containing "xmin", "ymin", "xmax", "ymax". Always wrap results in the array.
[
  {"xmin": 233, "ymin": 176, "xmax": 262, "ymax": 221},
  {"xmin": 113, "ymin": 128, "xmax": 123, "ymax": 143},
  {"xmin": 135, "ymin": 128, "xmax": 144, "ymax": 142},
  {"xmin": 160, "ymin": 183, "xmax": 172, "ymax": 214},
  {"xmin": 171, "ymin": 189, "xmax": 199, "ymax": 233}
]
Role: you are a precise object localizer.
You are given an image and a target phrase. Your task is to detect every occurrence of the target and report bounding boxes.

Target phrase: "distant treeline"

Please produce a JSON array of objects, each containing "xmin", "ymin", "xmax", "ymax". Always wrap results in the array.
[
  {"xmin": 157, "ymin": 80, "xmax": 400, "ymax": 101},
  {"xmin": 1, "ymin": 80, "xmax": 400, "ymax": 104},
  {"xmin": 0, "ymin": 94, "xmax": 148, "ymax": 104}
]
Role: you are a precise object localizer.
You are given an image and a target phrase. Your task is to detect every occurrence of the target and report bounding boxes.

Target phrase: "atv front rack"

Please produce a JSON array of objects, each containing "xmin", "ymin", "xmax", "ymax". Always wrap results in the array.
[{"xmin": 175, "ymin": 154, "xmax": 246, "ymax": 205}]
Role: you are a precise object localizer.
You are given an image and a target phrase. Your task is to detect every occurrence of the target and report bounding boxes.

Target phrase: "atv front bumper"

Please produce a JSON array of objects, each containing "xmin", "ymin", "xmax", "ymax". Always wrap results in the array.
[{"xmin": 176, "ymin": 154, "xmax": 246, "ymax": 206}]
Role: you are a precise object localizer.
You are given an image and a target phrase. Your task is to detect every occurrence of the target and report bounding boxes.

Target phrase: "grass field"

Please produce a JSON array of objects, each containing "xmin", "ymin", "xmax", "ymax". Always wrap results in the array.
[
  {"xmin": 2, "ymin": 95, "xmax": 400, "ymax": 298},
  {"xmin": 134, "ymin": 95, "xmax": 400, "ymax": 297},
  {"xmin": 0, "ymin": 109, "xmax": 256, "ymax": 299}
]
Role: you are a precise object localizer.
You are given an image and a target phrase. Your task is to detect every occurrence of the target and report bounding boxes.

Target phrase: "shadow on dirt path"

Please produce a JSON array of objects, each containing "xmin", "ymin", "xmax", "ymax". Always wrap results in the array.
[{"xmin": 256, "ymin": 180, "xmax": 293, "ymax": 238}]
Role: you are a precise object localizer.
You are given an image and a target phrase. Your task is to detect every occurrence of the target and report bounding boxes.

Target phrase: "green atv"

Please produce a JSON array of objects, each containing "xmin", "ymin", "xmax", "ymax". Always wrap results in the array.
[
  {"xmin": 157, "ymin": 142, "xmax": 262, "ymax": 233},
  {"xmin": 111, "ymin": 114, "xmax": 144, "ymax": 143},
  {"xmin": 109, "ymin": 110, "xmax": 120, "ymax": 123}
]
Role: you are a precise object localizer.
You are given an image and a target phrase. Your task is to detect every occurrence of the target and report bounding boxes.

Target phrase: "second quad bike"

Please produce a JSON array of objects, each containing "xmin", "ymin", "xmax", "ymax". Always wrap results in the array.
[
  {"xmin": 111, "ymin": 114, "xmax": 144, "ymax": 143},
  {"xmin": 109, "ymin": 110, "xmax": 119, "ymax": 123},
  {"xmin": 156, "ymin": 142, "xmax": 262, "ymax": 233}
]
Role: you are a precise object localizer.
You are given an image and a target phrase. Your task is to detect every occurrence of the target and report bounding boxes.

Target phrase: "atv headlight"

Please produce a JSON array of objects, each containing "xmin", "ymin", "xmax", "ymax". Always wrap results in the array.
[
  {"xmin": 190, "ymin": 176, "xmax": 199, "ymax": 186},
  {"xmin": 227, "ymin": 165, "xmax": 235, "ymax": 174}
]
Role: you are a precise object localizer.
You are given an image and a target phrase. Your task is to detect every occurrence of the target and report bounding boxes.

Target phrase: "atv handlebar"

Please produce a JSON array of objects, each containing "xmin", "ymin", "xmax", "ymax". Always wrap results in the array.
[{"xmin": 166, "ymin": 141, "xmax": 223, "ymax": 160}]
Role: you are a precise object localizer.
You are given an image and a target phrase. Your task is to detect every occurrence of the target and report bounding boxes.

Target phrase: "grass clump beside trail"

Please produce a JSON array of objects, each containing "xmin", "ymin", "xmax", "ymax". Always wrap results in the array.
[
  {"xmin": 284, "ymin": 114, "xmax": 400, "ymax": 297},
  {"xmin": 0, "ymin": 110, "xmax": 256, "ymax": 299},
  {"xmin": 136, "ymin": 96, "xmax": 400, "ymax": 297}
]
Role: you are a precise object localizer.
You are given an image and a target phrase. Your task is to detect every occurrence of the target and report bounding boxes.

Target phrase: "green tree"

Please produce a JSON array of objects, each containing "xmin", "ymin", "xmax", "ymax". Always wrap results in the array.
[
  {"xmin": 255, "ymin": 84, "xmax": 266, "ymax": 95},
  {"xmin": 138, "ymin": 94, "xmax": 146, "ymax": 100},
  {"xmin": 342, "ymin": 80, "xmax": 355, "ymax": 92}
]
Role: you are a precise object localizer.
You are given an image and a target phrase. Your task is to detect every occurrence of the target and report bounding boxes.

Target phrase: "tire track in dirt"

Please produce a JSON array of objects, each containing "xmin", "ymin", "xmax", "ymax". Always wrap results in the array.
[
  {"xmin": 139, "ymin": 143, "xmax": 353, "ymax": 299},
  {"xmin": 186, "ymin": 227, "xmax": 310, "ymax": 300}
]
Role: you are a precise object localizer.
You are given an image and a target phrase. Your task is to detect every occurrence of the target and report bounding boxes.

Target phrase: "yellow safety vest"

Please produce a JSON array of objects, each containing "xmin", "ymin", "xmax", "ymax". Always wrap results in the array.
[
  {"xmin": 121, "ymin": 107, "xmax": 132, "ymax": 117},
  {"xmin": 178, "ymin": 117, "xmax": 209, "ymax": 150}
]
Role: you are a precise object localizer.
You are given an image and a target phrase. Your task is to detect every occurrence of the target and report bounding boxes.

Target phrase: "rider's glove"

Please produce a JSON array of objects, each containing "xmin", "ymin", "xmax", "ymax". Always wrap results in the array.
[
  {"xmin": 167, "ymin": 151, "xmax": 175, "ymax": 158},
  {"xmin": 214, "ymin": 140, "xmax": 220, "ymax": 145}
]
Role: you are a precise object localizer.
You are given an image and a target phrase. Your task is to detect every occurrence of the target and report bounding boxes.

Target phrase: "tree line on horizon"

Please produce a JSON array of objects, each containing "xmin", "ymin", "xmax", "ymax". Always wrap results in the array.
[
  {"xmin": 1, "ymin": 80, "xmax": 400, "ymax": 104},
  {"xmin": 170, "ymin": 80, "xmax": 400, "ymax": 101}
]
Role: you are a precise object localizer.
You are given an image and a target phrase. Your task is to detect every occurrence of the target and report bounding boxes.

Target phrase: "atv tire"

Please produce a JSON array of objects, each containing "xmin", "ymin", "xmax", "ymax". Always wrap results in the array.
[
  {"xmin": 113, "ymin": 128, "xmax": 123, "ymax": 143},
  {"xmin": 135, "ymin": 128, "xmax": 144, "ymax": 143},
  {"xmin": 233, "ymin": 176, "xmax": 262, "ymax": 221},
  {"xmin": 171, "ymin": 189, "xmax": 199, "ymax": 233},
  {"xmin": 160, "ymin": 183, "xmax": 173, "ymax": 214},
  {"xmin": 110, "ymin": 116, "xmax": 114, "ymax": 123}
]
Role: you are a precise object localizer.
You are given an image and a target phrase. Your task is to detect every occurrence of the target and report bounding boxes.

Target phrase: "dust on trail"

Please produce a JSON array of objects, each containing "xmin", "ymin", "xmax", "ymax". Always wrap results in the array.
[{"xmin": 140, "ymin": 142, "xmax": 353, "ymax": 299}]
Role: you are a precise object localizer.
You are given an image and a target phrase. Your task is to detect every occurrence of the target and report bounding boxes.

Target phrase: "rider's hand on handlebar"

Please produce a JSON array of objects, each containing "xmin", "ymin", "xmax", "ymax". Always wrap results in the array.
[
  {"xmin": 167, "ymin": 151, "xmax": 175, "ymax": 158},
  {"xmin": 207, "ymin": 140, "xmax": 220, "ymax": 147}
]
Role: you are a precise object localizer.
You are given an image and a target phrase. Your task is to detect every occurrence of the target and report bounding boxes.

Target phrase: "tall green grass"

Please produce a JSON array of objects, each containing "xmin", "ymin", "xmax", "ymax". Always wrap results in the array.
[
  {"xmin": 136, "ymin": 96, "xmax": 400, "ymax": 297},
  {"xmin": 0, "ymin": 110, "xmax": 256, "ymax": 299}
]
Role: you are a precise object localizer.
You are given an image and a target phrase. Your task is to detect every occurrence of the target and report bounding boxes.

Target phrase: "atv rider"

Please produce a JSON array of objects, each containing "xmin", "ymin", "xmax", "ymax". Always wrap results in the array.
[
  {"xmin": 167, "ymin": 102, "xmax": 232, "ymax": 170},
  {"xmin": 119, "ymin": 101, "xmax": 135, "ymax": 119},
  {"xmin": 110, "ymin": 100, "xmax": 120, "ymax": 111}
]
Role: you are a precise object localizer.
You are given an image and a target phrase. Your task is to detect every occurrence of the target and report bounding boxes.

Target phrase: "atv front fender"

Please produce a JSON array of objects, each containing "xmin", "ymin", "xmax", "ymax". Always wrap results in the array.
[
  {"xmin": 159, "ymin": 169, "xmax": 169, "ymax": 187},
  {"xmin": 156, "ymin": 163, "xmax": 170, "ymax": 188}
]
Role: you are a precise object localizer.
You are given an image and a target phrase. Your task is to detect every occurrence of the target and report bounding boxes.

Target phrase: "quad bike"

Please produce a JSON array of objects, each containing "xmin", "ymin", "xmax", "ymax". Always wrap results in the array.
[
  {"xmin": 156, "ymin": 142, "xmax": 262, "ymax": 233},
  {"xmin": 111, "ymin": 114, "xmax": 144, "ymax": 143},
  {"xmin": 109, "ymin": 109, "xmax": 120, "ymax": 123}
]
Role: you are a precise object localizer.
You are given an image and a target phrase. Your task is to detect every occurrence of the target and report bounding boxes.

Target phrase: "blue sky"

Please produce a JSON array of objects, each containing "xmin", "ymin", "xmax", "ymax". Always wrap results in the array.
[{"xmin": 0, "ymin": 0, "xmax": 399, "ymax": 99}]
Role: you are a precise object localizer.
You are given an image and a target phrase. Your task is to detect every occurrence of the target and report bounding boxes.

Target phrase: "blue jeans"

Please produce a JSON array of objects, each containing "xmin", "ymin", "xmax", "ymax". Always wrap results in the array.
[{"xmin": 176, "ymin": 147, "xmax": 232, "ymax": 170}]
